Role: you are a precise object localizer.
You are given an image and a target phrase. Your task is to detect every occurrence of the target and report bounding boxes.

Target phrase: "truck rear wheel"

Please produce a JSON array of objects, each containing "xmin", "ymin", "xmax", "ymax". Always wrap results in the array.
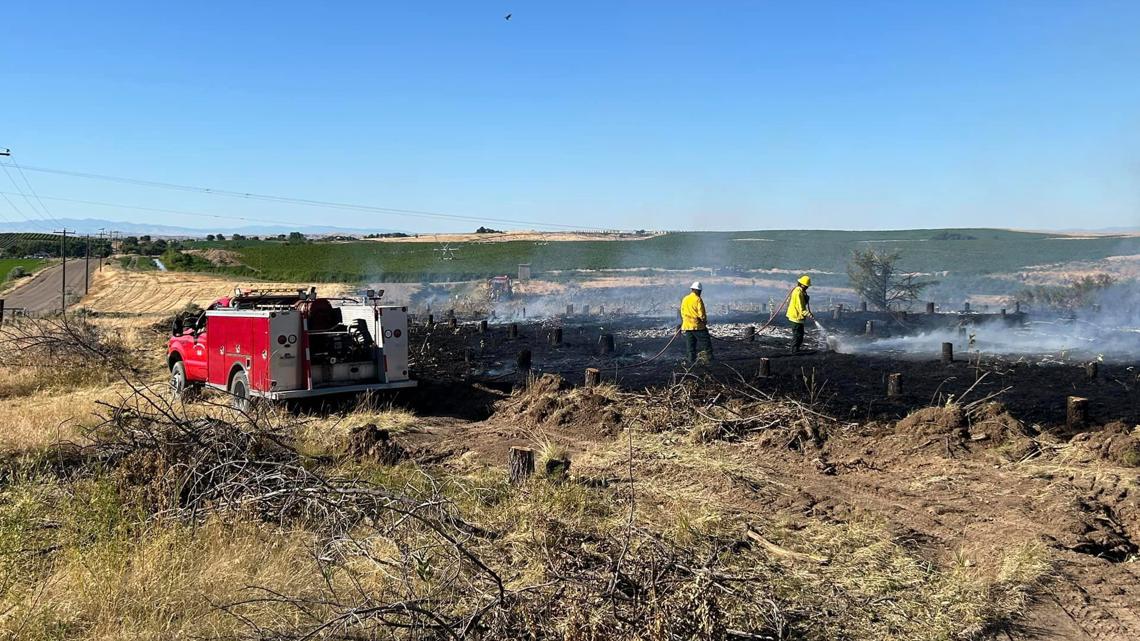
[{"xmin": 229, "ymin": 370, "xmax": 252, "ymax": 412}]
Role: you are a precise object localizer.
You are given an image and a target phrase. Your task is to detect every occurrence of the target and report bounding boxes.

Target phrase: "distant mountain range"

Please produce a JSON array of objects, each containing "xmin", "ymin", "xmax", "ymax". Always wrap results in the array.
[{"xmin": 0, "ymin": 218, "xmax": 402, "ymax": 237}]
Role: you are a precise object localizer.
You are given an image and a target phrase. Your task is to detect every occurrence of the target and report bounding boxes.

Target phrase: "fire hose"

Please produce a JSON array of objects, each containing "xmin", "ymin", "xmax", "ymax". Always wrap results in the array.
[
  {"xmin": 710, "ymin": 286, "xmax": 796, "ymax": 345},
  {"xmin": 480, "ymin": 285, "xmax": 805, "ymax": 380},
  {"xmin": 621, "ymin": 285, "xmax": 802, "ymax": 369}
]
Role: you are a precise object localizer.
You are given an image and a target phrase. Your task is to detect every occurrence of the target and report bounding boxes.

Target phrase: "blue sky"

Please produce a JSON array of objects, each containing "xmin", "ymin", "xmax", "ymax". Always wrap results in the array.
[{"xmin": 1, "ymin": 1, "xmax": 1138, "ymax": 232}]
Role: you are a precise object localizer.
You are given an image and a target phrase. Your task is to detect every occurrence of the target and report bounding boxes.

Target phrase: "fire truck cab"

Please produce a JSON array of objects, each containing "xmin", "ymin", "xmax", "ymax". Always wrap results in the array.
[{"xmin": 167, "ymin": 288, "xmax": 415, "ymax": 406}]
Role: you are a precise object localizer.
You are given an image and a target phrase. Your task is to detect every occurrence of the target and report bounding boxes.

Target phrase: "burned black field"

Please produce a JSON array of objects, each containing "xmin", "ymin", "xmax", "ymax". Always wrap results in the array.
[{"xmin": 409, "ymin": 308, "xmax": 1140, "ymax": 430}]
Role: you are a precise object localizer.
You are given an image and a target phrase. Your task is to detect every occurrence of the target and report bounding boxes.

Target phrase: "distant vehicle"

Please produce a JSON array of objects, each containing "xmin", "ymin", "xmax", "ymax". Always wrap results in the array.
[
  {"xmin": 167, "ymin": 288, "xmax": 415, "ymax": 407},
  {"xmin": 487, "ymin": 275, "xmax": 513, "ymax": 300}
]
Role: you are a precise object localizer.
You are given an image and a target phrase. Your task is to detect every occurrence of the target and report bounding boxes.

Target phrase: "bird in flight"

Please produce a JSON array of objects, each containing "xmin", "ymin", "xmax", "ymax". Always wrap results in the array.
[{"xmin": 504, "ymin": 13, "xmax": 511, "ymax": 21}]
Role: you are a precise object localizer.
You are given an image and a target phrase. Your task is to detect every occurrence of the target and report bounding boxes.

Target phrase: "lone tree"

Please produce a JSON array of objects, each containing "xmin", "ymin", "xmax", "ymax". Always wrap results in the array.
[{"xmin": 846, "ymin": 249, "xmax": 933, "ymax": 310}]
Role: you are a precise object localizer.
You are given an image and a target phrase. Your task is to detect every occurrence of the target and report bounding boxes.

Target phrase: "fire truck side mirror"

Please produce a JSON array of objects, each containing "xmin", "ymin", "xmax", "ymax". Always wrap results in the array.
[{"xmin": 171, "ymin": 316, "xmax": 183, "ymax": 336}]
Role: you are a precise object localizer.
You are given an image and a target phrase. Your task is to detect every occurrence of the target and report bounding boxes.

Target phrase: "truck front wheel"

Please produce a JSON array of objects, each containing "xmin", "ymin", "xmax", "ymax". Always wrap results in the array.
[
  {"xmin": 169, "ymin": 361, "xmax": 188, "ymax": 401},
  {"xmin": 229, "ymin": 370, "xmax": 252, "ymax": 412}
]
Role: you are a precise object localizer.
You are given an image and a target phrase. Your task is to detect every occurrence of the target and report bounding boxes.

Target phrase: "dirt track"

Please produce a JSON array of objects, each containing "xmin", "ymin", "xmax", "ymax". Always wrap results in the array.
[{"xmin": 398, "ymin": 314, "xmax": 1140, "ymax": 640}]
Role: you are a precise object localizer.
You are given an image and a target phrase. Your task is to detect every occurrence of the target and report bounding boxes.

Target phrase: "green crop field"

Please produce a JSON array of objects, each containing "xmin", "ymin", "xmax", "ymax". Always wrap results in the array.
[
  {"xmin": 0, "ymin": 258, "xmax": 49, "ymax": 280},
  {"xmin": 171, "ymin": 229, "xmax": 1140, "ymax": 294}
]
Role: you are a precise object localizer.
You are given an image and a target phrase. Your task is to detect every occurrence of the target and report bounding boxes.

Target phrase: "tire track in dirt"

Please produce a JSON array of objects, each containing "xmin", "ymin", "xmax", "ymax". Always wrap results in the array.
[{"xmin": 748, "ymin": 448, "xmax": 1140, "ymax": 641}]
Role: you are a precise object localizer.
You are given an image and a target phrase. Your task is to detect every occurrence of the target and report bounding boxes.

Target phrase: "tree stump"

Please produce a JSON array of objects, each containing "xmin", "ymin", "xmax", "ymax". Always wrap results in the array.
[
  {"xmin": 744, "ymin": 326, "xmax": 755, "ymax": 342},
  {"xmin": 508, "ymin": 323, "xmax": 518, "ymax": 339},
  {"xmin": 926, "ymin": 302, "xmax": 935, "ymax": 315},
  {"xmin": 584, "ymin": 367, "xmax": 600, "ymax": 387},
  {"xmin": 550, "ymin": 327, "xmax": 563, "ymax": 346},
  {"xmin": 860, "ymin": 301, "xmax": 868, "ymax": 312},
  {"xmin": 887, "ymin": 373, "xmax": 902, "ymax": 397},
  {"xmin": 941, "ymin": 342, "xmax": 954, "ymax": 363},
  {"xmin": 832, "ymin": 307, "xmax": 841, "ymax": 321},
  {"xmin": 865, "ymin": 320, "xmax": 875, "ymax": 336},
  {"xmin": 545, "ymin": 457, "xmax": 571, "ymax": 479},
  {"xmin": 598, "ymin": 334, "xmax": 615, "ymax": 355},
  {"xmin": 516, "ymin": 349, "xmax": 532, "ymax": 372},
  {"xmin": 963, "ymin": 302, "xmax": 971, "ymax": 313},
  {"xmin": 566, "ymin": 304, "xmax": 574, "ymax": 316},
  {"xmin": 448, "ymin": 317, "xmax": 458, "ymax": 329},
  {"xmin": 1085, "ymin": 362, "xmax": 1098, "ymax": 380},
  {"xmin": 758, "ymin": 358, "xmax": 771, "ymax": 378},
  {"xmin": 1067, "ymin": 396, "xmax": 1089, "ymax": 429},
  {"xmin": 582, "ymin": 304, "xmax": 591, "ymax": 316},
  {"xmin": 427, "ymin": 314, "xmax": 434, "ymax": 327},
  {"xmin": 508, "ymin": 447, "xmax": 535, "ymax": 484}
]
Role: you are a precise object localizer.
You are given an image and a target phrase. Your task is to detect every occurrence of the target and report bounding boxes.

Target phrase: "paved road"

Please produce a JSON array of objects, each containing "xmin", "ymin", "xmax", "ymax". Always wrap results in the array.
[{"xmin": 5, "ymin": 259, "xmax": 99, "ymax": 315}]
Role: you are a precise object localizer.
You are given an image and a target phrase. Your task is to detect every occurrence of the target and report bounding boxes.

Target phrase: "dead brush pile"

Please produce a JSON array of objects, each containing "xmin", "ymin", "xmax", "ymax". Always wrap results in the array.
[
  {"xmin": 27, "ymin": 389, "xmax": 796, "ymax": 640},
  {"xmin": 894, "ymin": 401, "xmax": 1041, "ymax": 461},
  {"xmin": 1061, "ymin": 421, "xmax": 1140, "ymax": 467},
  {"xmin": 0, "ymin": 315, "xmax": 136, "ymax": 394},
  {"xmin": 499, "ymin": 372, "xmax": 845, "ymax": 449}
]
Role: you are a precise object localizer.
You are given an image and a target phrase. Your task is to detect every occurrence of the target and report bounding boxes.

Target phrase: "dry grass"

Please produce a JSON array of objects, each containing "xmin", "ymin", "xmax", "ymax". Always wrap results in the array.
[
  {"xmin": 79, "ymin": 265, "xmax": 354, "ymax": 315},
  {"xmin": 0, "ymin": 315, "xmax": 1062, "ymax": 641}
]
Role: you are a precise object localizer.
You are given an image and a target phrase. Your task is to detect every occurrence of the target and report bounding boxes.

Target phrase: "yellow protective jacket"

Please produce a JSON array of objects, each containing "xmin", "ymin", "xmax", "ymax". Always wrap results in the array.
[
  {"xmin": 680, "ymin": 292, "xmax": 707, "ymax": 330},
  {"xmin": 786, "ymin": 286, "xmax": 810, "ymax": 323}
]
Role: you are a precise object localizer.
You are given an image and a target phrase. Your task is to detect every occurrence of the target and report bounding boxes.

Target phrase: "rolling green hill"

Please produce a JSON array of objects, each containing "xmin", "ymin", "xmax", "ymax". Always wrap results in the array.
[{"xmin": 169, "ymin": 229, "xmax": 1140, "ymax": 294}]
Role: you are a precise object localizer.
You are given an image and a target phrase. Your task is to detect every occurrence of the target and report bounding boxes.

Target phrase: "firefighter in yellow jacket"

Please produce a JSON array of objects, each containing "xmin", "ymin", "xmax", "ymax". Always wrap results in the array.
[
  {"xmin": 680, "ymin": 281, "xmax": 712, "ymax": 364},
  {"xmin": 786, "ymin": 275, "xmax": 814, "ymax": 353}
]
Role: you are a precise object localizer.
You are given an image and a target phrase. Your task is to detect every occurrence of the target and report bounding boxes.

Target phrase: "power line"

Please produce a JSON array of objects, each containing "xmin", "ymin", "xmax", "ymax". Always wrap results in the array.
[
  {"xmin": 0, "ymin": 191, "xmax": 412, "ymax": 234},
  {"xmin": 8, "ymin": 157, "xmax": 64, "ymax": 227},
  {"xmin": 3, "ymin": 162, "xmax": 608, "ymax": 231}
]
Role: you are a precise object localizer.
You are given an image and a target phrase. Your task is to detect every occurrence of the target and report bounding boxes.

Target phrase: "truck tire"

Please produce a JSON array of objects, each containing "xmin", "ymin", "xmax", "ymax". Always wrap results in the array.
[
  {"xmin": 169, "ymin": 361, "xmax": 188, "ymax": 401},
  {"xmin": 229, "ymin": 370, "xmax": 252, "ymax": 412}
]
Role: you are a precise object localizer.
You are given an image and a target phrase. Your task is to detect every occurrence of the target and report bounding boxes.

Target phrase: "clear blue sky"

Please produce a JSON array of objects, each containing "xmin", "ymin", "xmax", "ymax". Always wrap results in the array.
[{"xmin": 2, "ymin": 1, "xmax": 1138, "ymax": 232}]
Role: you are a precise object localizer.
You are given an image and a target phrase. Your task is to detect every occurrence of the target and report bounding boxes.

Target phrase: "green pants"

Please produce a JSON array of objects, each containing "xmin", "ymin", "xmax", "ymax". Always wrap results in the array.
[
  {"xmin": 684, "ymin": 329, "xmax": 713, "ymax": 363},
  {"xmin": 790, "ymin": 321, "xmax": 805, "ymax": 352}
]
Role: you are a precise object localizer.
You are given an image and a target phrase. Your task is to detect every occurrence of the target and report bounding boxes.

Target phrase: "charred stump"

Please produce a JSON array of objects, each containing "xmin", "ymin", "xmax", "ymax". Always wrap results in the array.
[
  {"xmin": 941, "ymin": 342, "xmax": 954, "ymax": 364},
  {"xmin": 584, "ymin": 367, "xmax": 600, "ymax": 387},
  {"xmin": 550, "ymin": 327, "xmax": 563, "ymax": 346},
  {"xmin": 887, "ymin": 373, "xmax": 902, "ymax": 398},
  {"xmin": 758, "ymin": 357, "xmax": 771, "ymax": 378},
  {"xmin": 346, "ymin": 424, "xmax": 406, "ymax": 466},
  {"xmin": 598, "ymin": 333, "xmax": 615, "ymax": 355},
  {"xmin": 544, "ymin": 457, "xmax": 571, "ymax": 479},
  {"xmin": 516, "ymin": 349, "xmax": 532, "ymax": 372},
  {"xmin": 1067, "ymin": 396, "xmax": 1089, "ymax": 429}
]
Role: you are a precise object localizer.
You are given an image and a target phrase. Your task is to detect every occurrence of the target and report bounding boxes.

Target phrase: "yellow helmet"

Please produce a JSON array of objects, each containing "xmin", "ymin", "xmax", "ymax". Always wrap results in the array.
[{"xmin": 798, "ymin": 275, "xmax": 811, "ymax": 287}]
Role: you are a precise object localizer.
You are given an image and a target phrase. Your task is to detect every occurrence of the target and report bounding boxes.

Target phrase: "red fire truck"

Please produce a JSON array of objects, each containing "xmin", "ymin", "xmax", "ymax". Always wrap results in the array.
[{"xmin": 167, "ymin": 288, "xmax": 415, "ymax": 407}]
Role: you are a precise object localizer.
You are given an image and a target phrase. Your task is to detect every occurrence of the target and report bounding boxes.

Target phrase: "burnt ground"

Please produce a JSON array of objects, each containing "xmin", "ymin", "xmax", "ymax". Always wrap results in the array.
[
  {"xmin": 407, "ymin": 312, "xmax": 1140, "ymax": 430},
  {"xmin": 390, "ymin": 312, "xmax": 1140, "ymax": 640}
]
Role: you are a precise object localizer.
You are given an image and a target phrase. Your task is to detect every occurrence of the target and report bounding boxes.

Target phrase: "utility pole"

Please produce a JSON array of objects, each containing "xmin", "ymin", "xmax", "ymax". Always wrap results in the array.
[
  {"xmin": 97, "ymin": 228, "xmax": 106, "ymax": 271},
  {"xmin": 84, "ymin": 235, "xmax": 91, "ymax": 295},
  {"xmin": 55, "ymin": 229, "xmax": 70, "ymax": 313}
]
